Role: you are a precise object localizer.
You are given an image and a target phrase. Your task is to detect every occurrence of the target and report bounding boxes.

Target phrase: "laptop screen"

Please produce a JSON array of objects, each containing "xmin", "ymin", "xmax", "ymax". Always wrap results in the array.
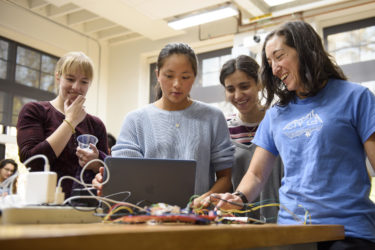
[{"xmin": 102, "ymin": 157, "xmax": 196, "ymax": 208}]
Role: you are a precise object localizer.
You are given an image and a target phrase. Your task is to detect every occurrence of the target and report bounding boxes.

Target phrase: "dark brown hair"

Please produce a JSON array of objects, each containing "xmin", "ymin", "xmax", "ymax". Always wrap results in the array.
[
  {"xmin": 220, "ymin": 55, "xmax": 259, "ymax": 86},
  {"xmin": 154, "ymin": 43, "xmax": 198, "ymax": 100},
  {"xmin": 0, "ymin": 158, "xmax": 18, "ymax": 175},
  {"xmin": 260, "ymin": 21, "xmax": 346, "ymax": 107}
]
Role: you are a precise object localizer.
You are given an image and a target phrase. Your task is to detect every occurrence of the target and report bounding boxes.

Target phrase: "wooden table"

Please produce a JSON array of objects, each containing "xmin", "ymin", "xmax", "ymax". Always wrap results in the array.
[{"xmin": 0, "ymin": 223, "xmax": 344, "ymax": 250}]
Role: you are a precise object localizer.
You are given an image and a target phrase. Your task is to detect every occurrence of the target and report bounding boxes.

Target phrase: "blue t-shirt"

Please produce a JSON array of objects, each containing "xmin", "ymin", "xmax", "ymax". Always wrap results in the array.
[{"xmin": 252, "ymin": 79, "xmax": 375, "ymax": 242}]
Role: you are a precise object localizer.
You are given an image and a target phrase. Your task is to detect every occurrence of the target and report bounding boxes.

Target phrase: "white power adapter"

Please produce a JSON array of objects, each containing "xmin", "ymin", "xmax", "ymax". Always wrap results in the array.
[
  {"xmin": 16, "ymin": 154, "xmax": 58, "ymax": 205},
  {"xmin": 18, "ymin": 171, "xmax": 57, "ymax": 205}
]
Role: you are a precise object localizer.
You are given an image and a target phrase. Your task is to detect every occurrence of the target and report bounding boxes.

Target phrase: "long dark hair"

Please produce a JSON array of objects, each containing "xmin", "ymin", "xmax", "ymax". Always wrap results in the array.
[
  {"xmin": 260, "ymin": 21, "xmax": 346, "ymax": 107},
  {"xmin": 154, "ymin": 43, "xmax": 198, "ymax": 100},
  {"xmin": 219, "ymin": 55, "xmax": 259, "ymax": 86}
]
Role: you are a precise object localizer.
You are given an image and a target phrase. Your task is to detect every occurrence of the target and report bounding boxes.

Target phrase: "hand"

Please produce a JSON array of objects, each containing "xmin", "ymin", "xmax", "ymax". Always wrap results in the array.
[
  {"xmin": 76, "ymin": 144, "xmax": 100, "ymax": 171},
  {"xmin": 92, "ymin": 167, "xmax": 104, "ymax": 196},
  {"xmin": 191, "ymin": 193, "xmax": 211, "ymax": 209},
  {"xmin": 204, "ymin": 192, "xmax": 244, "ymax": 210},
  {"xmin": 64, "ymin": 95, "xmax": 87, "ymax": 127}
]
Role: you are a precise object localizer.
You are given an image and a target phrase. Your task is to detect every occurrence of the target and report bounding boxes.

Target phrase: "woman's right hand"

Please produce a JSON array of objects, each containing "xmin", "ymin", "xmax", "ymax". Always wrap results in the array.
[
  {"xmin": 64, "ymin": 95, "xmax": 87, "ymax": 127},
  {"xmin": 92, "ymin": 166, "xmax": 104, "ymax": 196}
]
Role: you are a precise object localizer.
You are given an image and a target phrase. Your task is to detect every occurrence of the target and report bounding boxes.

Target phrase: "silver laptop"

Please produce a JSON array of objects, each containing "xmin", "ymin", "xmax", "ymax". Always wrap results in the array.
[{"xmin": 102, "ymin": 157, "xmax": 196, "ymax": 208}]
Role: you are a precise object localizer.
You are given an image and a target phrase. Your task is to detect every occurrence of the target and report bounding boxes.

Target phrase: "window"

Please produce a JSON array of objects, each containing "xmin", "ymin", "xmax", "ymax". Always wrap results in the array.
[
  {"xmin": 0, "ymin": 40, "xmax": 9, "ymax": 79},
  {"xmin": 201, "ymin": 54, "xmax": 232, "ymax": 87},
  {"xmin": 0, "ymin": 37, "xmax": 58, "ymax": 127},
  {"xmin": 326, "ymin": 25, "xmax": 375, "ymax": 65},
  {"xmin": 324, "ymin": 17, "xmax": 375, "ymax": 94},
  {"xmin": 190, "ymin": 47, "xmax": 232, "ymax": 105}
]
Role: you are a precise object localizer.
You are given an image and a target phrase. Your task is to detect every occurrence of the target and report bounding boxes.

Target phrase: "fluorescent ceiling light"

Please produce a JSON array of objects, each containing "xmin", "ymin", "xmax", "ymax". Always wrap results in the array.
[
  {"xmin": 264, "ymin": 0, "xmax": 295, "ymax": 7},
  {"xmin": 168, "ymin": 5, "xmax": 238, "ymax": 30}
]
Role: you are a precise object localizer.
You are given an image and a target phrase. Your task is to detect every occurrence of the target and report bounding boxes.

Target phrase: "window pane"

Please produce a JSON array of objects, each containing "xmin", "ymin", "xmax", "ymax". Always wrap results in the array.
[
  {"xmin": 41, "ymin": 55, "xmax": 57, "ymax": 74},
  {"xmin": 12, "ymin": 96, "xmax": 35, "ymax": 126},
  {"xmin": 360, "ymin": 43, "xmax": 375, "ymax": 61},
  {"xmin": 202, "ymin": 72, "xmax": 219, "ymax": 87},
  {"xmin": 333, "ymin": 47, "xmax": 360, "ymax": 65},
  {"xmin": 40, "ymin": 73, "xmax": 56, "ymax": 92},
  {"xmin": 202, "ymin": 58, "xmax": 220, "ymax": 87},
  {"xmin": 203, "ymin": 57, "xmax": 219, "ymax": 74},
  {"xmin": 16, "ymin": 46, "xmax": 41, "ymax": 70},
  {"xmin": 363, "ymin": 26, "xmax": 375, "ymax": 42},
  {"xmin": 0, "ymin": 40, "xmax": 8, "ymax": 60},
  {"xmin": 0, "ymin": 59, "xmax": 6, "ymax": 79},
  {"xmin": 220, "ymin": 55, "xmax": 232, "ymax": 67},
  {"xmin": 15, "ymin": 65, "xmax": 40, "ymax": 87},
  {"xmin": 327, "ymin": 25, "xmax": 375, "ymax": 65},
  {"xmin": 201, "ymin": 54, "xmax": 231, "ymax": 87}
]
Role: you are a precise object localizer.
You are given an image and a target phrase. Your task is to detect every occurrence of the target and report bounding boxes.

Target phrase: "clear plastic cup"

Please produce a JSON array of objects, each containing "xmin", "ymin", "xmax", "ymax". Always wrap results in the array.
[{"xmin": 77, "ymin": 134, "xmax": 98, "ymax": 152}]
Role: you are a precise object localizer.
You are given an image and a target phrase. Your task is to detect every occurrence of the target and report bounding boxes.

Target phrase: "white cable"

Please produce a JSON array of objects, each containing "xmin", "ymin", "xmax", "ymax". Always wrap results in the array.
[
  {"xmin": 63, "ymin": 195, "xmax": 111, "ymax": 211},
  {"xmin": 58, "ymin": 158, "xmax": 145, "ymax": 214},
  {"xmin": 23, "ymin": 154, "xmax": 50, "ymax": 172},
  {"xmin": 8, "ymin": 171, "xmax": 19, "ymax": 195},
  {"xmin": 63, "ymin": 195, "xmax": 147, "ymax": 212},
  {"xmin": 0, "ymin": 171, "xmax": 19, "ymax": 207},
  {"xmin": 104, "ymin": 191, "xmax": 131, "ymax": 201},
  {"xmin": 57, "ymin": 158, "xmax": 110, "ymax": 194},
  {"xmin": 57, "ymin": 158, "xmax": 111, "ymax": 206}
]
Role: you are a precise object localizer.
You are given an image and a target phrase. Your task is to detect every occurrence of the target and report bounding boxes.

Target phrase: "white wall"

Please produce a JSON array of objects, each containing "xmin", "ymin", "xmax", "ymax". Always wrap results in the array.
[
  {"xmin": 107, "ymin": 27, "xmax": 234, "ymax": 137},
  {"xmin": 0, "ymin": 1, "xmax": 108, "ymax": 121}
]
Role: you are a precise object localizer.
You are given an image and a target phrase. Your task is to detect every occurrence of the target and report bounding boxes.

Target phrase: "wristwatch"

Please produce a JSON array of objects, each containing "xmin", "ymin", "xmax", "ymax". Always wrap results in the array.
[{"xmin": 232, "ymin": 191, "xmax": 248, "ymax": 204}]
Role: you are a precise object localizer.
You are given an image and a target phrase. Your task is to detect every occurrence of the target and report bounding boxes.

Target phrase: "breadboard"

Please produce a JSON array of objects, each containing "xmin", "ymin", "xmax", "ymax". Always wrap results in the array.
[{"xmin": 0, "ymin": 206, "xmax": 102, "ymax": 224}]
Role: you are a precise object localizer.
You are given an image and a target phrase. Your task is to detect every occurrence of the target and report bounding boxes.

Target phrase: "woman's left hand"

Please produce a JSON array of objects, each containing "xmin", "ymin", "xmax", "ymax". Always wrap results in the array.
[
  {"xmin": 76, "ymin": 143, "xmax": 100, "ymax": 172},
  {"xmin": 191, "ymin": 193, "xmax": 212, "ymax": 208}
]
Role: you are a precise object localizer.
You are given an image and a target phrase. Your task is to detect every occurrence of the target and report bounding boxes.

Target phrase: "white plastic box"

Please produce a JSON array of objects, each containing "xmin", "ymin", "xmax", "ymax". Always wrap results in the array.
[{"xmin": 17, "ymin": 172, "xmax": 57, "ymax": 205}]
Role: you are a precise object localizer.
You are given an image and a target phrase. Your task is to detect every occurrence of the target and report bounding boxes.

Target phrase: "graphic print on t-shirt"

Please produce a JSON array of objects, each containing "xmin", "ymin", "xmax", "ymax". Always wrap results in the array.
[{"xmin": 283, "ymin": 110, "xmax": 323, "ymax": 139}]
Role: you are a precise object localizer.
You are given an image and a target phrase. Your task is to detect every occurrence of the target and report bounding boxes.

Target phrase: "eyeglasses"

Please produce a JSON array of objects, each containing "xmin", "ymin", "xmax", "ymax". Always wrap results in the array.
[{"xmin": 2, "ymin": 168, "xmax": 14, "ymax": 173}]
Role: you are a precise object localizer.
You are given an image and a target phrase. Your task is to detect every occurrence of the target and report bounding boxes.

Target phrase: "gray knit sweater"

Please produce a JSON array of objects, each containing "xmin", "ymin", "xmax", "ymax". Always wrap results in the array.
[{"xmin": 112, "ymin": 100, "xmax": 234, "ymax": 194}]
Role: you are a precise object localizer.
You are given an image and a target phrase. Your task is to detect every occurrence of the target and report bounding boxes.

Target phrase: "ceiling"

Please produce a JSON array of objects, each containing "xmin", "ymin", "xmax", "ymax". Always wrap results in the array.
[{"xmin": 4, "ymin": 0, "xmax": 369, "ymax": 46}]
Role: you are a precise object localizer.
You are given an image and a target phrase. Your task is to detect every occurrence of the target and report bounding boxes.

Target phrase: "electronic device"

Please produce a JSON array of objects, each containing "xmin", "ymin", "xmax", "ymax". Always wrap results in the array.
[{"xmin": 102, "ymin": 157, "xmax": 196, "ymax": 208}]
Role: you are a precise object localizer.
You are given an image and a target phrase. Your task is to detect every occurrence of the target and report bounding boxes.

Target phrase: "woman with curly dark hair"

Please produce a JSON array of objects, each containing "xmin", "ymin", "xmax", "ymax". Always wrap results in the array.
[{"xmin": 209, "ymin": 20, "xmax": 375, "ymax": 250}]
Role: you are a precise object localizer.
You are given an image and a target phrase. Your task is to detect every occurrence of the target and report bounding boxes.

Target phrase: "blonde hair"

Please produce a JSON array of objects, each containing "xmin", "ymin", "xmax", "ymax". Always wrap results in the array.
[{"xmin": 55, "ymin": 51, "xmax": 94, "ymax": 81}]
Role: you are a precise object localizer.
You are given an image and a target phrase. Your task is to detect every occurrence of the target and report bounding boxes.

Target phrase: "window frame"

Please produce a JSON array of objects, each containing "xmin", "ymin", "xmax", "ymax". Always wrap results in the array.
[
  {"xmin": 191, "ymin": 47, "xmax": 232, "ymax": 103},
  {"xmin": 0, "ymin": 36, "xmax": 57, "ymax": 127}
]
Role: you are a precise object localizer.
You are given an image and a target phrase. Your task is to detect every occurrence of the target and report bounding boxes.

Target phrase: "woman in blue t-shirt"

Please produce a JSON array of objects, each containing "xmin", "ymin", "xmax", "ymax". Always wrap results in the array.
[{"xmin": 209, "ymin": 21, "xmax": 375, "ymax": 250}]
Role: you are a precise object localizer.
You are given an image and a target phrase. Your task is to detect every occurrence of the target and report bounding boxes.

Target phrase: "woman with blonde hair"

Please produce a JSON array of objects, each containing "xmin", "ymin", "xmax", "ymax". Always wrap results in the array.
[{"xmin": 17, "ymin": 51, "xmax": 109, "ymax": 198}]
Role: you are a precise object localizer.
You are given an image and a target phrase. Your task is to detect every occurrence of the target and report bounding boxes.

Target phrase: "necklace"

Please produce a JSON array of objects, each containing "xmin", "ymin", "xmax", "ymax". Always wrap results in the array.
[{"xmin": 244, "ymin": 125, "xmax": 258, "ymax": 138}]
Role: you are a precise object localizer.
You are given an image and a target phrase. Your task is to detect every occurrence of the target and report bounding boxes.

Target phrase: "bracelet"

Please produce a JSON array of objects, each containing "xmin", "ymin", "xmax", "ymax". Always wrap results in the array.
[
  {"xmin": 63, "ymin": 119, "xmax": 76, "ymax": 134},
  {"xmin": 232, "ymin": 191, "xmax": 248, "ymax": 204}
]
